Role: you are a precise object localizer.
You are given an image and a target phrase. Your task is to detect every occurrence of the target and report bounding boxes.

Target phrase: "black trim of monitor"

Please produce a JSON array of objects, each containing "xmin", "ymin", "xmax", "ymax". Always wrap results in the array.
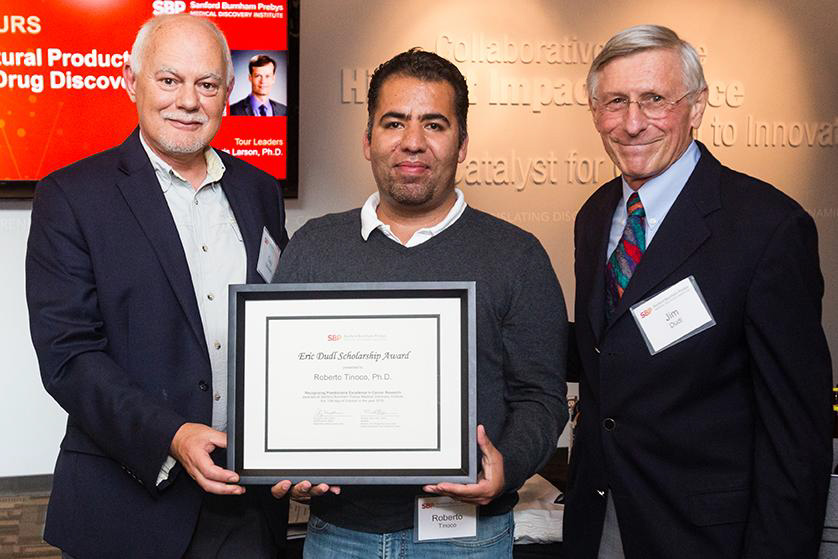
[{"xmin": 0, "ymin": 2, "xmax": 300, "ymax": 200}]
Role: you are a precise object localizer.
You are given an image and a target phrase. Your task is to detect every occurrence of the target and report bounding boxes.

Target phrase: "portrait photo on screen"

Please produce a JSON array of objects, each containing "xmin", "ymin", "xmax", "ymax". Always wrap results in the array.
[{"xmin": 229, "ymin": 50, "xmax": 289, "ymax": 117}]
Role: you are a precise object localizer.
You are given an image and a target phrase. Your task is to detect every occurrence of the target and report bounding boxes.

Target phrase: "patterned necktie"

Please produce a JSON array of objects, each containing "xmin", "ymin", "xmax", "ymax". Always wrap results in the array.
[
  {"xmin": 259, "ymin": 104, "xmax": 268, "ymax": 116},
  {"xmin": 605, "ymin": 192, "xmax": 646, "ymax": 317}
]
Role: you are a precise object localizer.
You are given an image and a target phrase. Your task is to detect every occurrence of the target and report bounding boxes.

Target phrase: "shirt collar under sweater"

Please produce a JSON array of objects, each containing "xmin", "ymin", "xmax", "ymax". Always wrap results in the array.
[{"xmin": 360, "ymin": 188, "xmax": 467, "ymax": 248}]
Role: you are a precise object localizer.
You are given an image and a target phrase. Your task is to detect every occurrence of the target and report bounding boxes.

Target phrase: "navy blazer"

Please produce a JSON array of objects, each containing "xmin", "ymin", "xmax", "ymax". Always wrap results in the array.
[
  {"xmin": 564, "ymin": 142, "xmax": 832, "ymax": 559},
  {"xmin": 26, "ymin": 129, "xmax": 288, "ymax": 558}
]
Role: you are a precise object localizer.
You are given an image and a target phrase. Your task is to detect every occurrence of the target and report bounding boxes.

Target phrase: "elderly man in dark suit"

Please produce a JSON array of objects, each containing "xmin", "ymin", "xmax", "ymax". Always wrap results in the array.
[
  {"xmin": 564, "ymin": 24, "xmax": 832, "ymax": 559},
  {"xmin": 26, "ymin": 14, "xmax": 291, "ymax": 559}
]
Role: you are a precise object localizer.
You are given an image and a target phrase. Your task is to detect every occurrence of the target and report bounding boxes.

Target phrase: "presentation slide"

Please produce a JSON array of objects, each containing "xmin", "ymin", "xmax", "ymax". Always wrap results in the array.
[{"xmin": 0, "ymin": 0, "xmax": 289, "ymax": 192}]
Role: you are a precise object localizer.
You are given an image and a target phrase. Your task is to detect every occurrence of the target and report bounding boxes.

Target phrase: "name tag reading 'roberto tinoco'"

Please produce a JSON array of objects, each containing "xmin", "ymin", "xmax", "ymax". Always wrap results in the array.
[
  {"xmin": 415, "ymin": 496, "xmax": 477, "ymax": 542},
  {"xmin": 630, "ymin": 276, "xmax": 716, "ymax": 355}
]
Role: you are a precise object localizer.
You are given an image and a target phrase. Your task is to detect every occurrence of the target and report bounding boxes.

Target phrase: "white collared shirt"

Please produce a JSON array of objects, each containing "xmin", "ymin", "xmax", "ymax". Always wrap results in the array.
[
  {"xmin": 139, "ymin": 133, "xmax": 246, "ymax": 483},
  {"xmin": 360, "ymin": 188, "xmax": 467, "ymax": 247},
  {"xmin": 607, "ymin": 140, "xmax": 701, "ymax": 260}
]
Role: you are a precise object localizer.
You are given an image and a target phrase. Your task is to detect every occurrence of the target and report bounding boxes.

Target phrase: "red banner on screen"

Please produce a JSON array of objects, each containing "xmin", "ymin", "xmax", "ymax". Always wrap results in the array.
[{"xmin": 0, "ymin": 0, "xmax": 288, "ymax": 183}]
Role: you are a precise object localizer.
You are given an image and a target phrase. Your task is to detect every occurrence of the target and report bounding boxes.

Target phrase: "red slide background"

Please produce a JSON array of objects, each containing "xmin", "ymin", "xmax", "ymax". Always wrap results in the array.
[{"xmin": 0, "ymin": 0, "xmax": 288, "ymax": 183}]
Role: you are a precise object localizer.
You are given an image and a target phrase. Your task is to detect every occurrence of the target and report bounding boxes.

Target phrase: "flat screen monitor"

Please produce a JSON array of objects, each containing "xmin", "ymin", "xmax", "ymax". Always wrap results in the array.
[{"xmin": 0, "ymin": 0, "xmax": 299, "ymax": 198}]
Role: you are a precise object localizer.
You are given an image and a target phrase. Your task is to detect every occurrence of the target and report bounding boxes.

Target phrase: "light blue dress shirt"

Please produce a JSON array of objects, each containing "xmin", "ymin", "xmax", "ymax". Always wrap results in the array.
[
  {"xmin": 248, "ymin": 93, "xmax": 273, "ymax": 116},
  {"xmin": 606, "ymin": 140, "xmax": 701, "ymax": 261}
]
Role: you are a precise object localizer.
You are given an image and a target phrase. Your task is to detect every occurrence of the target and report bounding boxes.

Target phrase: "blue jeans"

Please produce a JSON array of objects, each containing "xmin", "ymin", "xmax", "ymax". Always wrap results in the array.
[{"xmin": 303, "ymin": 511, "xmax": 514, "ymax": 558}]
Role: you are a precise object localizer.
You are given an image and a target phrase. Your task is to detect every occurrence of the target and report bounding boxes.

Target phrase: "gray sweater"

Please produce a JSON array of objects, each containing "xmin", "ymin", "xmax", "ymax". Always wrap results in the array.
[{"xmin": 276, "ymin": 205, "xmax": 568, "ymax": 533}]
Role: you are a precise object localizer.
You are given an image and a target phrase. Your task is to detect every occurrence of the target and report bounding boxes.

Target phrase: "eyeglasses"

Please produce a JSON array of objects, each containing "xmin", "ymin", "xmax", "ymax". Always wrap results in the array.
[{"xmin": 592, "ymin": 90, "xmax": 696, "ymax": 119}]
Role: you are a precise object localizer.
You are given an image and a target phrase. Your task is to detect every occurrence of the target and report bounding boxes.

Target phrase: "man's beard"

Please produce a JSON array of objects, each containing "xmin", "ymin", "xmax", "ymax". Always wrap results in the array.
[
  {"xmin": 157, "ymin": 134, "xmax": 210, "ymax": 155},
  {"xmin": 384, "ymin": 177, "xmax": 436, "ymax": 206},
  {"xmin": 158, "ymin": 111, "xmax": 211, "ymax": 154}
]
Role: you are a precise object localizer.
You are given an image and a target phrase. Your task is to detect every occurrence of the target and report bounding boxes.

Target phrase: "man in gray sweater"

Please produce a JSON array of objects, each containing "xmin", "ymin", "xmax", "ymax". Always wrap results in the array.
[{"xmin": 275, "ymin": 48, "xmax": 568, "ymax": 558}]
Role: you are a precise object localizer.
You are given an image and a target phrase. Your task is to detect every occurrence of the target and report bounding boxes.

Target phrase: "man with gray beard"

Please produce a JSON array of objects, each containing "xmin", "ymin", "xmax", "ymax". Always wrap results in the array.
[{"xmin": 26, "ymin": 14, "xmax": 291, "ymax": 558}]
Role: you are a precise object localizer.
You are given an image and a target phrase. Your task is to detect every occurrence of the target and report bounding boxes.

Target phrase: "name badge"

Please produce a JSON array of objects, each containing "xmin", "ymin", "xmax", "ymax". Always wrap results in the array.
[
  {"xmin": 415, "ymin": 496, "xmax": 477, "ymax": 542},
  {"xmin": 630, "ymin": 276, "xmax": 715, "ymax": 355},
  {"xmin": 256, "ymin": 226, "xmax": 280, "ymax": 283}
]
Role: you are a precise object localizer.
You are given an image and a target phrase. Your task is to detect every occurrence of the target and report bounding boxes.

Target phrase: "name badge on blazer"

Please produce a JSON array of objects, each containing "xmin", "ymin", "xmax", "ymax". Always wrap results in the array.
[
  {"xmin": 256, "ymin": 226, "xmax": 281, "ymax": 283},
  {"xmin": 630, "ymin": 276, "xmax": 715, "ymax": 355}
]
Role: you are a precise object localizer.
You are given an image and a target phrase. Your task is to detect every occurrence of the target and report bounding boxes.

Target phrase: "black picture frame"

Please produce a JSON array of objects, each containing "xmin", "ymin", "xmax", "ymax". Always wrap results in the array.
[{"xmin": 227, "ymin": 281, "xmax": 477, "ymax": 485}]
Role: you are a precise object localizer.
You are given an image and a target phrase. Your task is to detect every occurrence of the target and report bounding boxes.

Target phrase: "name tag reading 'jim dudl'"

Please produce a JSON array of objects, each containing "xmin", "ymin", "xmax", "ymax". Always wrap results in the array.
[{"xmin": 630, "ymin": 276, "xmax": 715, "ymax": 355}]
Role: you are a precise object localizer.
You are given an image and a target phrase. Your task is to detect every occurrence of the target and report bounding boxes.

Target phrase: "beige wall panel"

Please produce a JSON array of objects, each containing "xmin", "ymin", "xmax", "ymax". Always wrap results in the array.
[{"xmin": 291, "ymin": 0, "xmax": 837, "ymax": 375}]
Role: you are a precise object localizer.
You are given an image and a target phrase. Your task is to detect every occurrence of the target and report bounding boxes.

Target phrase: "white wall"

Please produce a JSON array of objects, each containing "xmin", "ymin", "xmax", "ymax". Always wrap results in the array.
[
  {"xmin": 3, "ymin": 0, "xmax": 837, "ymax": 477},
  {"xmin": 0, "ymin": 200, "xmax": 67, "ymax": 476}
]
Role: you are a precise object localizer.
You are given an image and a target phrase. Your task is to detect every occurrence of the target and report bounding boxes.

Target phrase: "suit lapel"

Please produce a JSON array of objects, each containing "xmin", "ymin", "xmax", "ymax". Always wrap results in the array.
[
  {"xmin": 114, "ymin": 130, "xmax": 208, "ymax": 350},
  {"xmin": 581, "ymin": 180, "xmax": 623, "ymax": 344},
  {"xmin": 219, "ymin": 160, "xmax": 261, "ymax": 284},
  {"xmin": 605, "ymin": 143, "xmax": 723, "ymax": 330}
]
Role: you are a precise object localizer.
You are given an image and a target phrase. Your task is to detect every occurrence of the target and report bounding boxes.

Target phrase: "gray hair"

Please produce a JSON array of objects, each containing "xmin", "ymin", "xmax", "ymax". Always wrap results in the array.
[
  {"xmin": 129, "ymin": 14, "xmax": 234, "ymax": 85},
  {"xmin": 587, "ymin": 25, "xmax": 707, "ymax": 102}
]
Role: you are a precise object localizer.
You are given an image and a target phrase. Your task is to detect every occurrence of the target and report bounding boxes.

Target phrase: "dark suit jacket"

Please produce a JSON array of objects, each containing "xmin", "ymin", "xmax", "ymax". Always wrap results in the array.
[
  {"xmin": 25, "ymin": 129, "xmax": 289, "ymax": 558},
  {"xmin": 564, "ymin": 142, "xmax": 832, "ymax": 559},
  {"xmin": 229, "ymin": 96, "xmax": 287, "ymax": 116}
]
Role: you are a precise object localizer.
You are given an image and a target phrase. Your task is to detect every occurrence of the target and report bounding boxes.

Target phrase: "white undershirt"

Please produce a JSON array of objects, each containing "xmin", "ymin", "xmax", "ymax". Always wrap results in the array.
[{"xmin": 360, "ymin": 188, "xmax": 467, "ymax": 247}]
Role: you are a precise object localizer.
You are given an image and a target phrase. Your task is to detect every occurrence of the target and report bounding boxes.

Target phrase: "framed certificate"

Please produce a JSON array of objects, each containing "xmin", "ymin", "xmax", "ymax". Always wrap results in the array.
[{"xmin": 227, "ymin": 282, "xmax": 476, "ymax": 485}]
